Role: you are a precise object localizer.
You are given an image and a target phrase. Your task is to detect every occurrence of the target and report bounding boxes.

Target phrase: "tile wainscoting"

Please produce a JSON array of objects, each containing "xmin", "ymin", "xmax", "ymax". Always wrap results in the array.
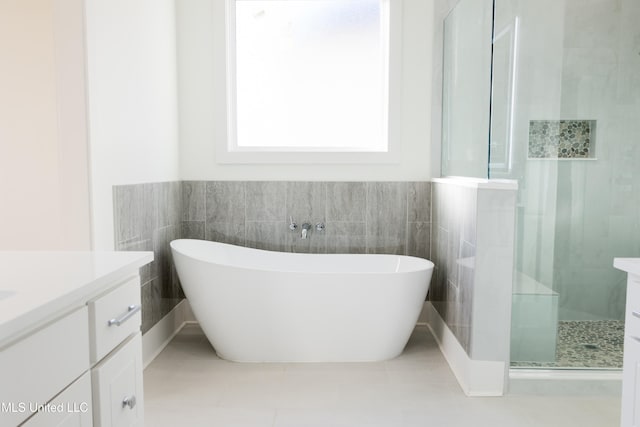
[
  {"xmin": 114, "ymin": 181, "xmax": 432, "ymax": 334},
  {"xmin": 113, "ymin": 182, "xmax": 183, "ymax": 333},
  {"xmin": 429, "ymin": 178, "xmax": 517, "ymax": 395},
  {"xmin": 181, "ymin": 181, "xmax": 431, "ymax": 257}
]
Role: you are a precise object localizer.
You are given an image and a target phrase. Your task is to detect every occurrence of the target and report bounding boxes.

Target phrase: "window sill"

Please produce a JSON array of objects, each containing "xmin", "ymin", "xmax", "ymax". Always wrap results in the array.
[{"xmin": 215, "ymin": 148, "xmax": 401, "ymax": 164}]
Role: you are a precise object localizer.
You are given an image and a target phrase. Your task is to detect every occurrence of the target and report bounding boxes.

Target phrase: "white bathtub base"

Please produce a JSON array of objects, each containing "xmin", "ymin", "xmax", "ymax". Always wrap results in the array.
[
  {"xmin": 171, "ymin": 239, "xmax": 433, "ymax": 363},
  {"xmin": 425, "ymin": 302, "xmax": 506, "ymax": 396}
]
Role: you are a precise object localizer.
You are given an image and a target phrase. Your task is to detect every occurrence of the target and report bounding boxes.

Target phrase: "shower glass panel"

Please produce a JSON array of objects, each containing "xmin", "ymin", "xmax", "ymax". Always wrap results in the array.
[
  {"xmin": 490, "ymin": 0, "xmax": 640, "ymax": 368},
  {"xmin": 441, "ymin": 0, "xmax": 493, "ymax": 178}
]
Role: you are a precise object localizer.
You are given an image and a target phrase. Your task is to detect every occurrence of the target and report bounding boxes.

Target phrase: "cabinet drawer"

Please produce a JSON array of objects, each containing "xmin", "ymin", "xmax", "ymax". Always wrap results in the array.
[
  {"xmin": 89, "ymin": 277, "xmax": 141, "ymax": 363},
  {"xmin": 92, "ymin": 333, "xmax": 144, "ymax": 427},
  {"xmin": 0, "ymin": 307, "xmax": 89, "ymax": 426},
  {"xmin": 622, "ymin": 335, "xmax": 640, "ymax": 427},
  {"xmin": 22, "ymin": 371, "xmax": 93, "ymax": 427}
]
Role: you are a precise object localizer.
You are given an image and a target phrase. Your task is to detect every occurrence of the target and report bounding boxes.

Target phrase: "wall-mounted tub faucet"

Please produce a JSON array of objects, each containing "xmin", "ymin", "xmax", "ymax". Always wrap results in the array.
[{"xmin": 301, "ymin": 223, "xmax": 311, "ymax": 239}]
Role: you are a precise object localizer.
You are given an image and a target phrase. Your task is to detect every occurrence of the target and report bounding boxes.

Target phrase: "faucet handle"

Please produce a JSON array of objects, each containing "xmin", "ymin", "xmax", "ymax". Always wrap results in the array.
[
  {"xmin": 289, "ymin": 216, "xmax": 297, "ymax": 231},
  {"xmin": 315, "ymin": 222, "xmax": 325, "ymax": 232}
]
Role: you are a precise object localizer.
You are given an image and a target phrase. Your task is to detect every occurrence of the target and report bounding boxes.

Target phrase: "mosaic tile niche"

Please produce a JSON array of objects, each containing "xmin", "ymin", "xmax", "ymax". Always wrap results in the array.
[{"xmin": 528, "ymin": 120, "xmax": 596, "ymax": 159}]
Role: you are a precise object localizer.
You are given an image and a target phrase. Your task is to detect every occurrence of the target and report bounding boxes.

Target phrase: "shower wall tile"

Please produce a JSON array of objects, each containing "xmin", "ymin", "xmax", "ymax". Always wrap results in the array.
[
  {"xmin": 246, "ymin": 181, "xmax": 286, "ymax": 221},
  {"xmin": 366, "ymin": 182, "xmax": 408, "ymax": 255},
  {"xmin": 326, "ymin": 182, "xmax": 366, "ymax": 222},
  {"xmin": 182, "ymin": 181, "xmax": 206, "ymax": 221}
]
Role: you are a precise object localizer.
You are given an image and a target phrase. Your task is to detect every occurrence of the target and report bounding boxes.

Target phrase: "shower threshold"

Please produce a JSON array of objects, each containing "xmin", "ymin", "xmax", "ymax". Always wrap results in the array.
[{"xmin": 508, "ymin": 368, "xmax": 622, "ymax": 396}]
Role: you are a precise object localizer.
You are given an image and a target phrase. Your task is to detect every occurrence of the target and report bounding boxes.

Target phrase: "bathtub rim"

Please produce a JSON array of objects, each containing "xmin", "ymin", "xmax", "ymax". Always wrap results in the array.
[{"xmin": 170, "ymin": 238, "xmax": 434, "ymax": 275}]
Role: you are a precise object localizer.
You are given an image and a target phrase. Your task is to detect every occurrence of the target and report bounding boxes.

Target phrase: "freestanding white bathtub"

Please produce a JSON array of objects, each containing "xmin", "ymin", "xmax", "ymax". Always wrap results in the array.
[{"xmin": 170, "ymin": 239, "xmax": 434, "ymax": 362}]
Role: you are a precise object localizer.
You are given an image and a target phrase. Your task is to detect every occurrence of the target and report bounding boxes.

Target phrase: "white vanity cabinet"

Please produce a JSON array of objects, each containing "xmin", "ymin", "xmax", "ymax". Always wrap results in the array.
[
  {"xmin": 0, "ymin": 308, "xmax": 90, "ymax": 427},
  {"xmin": 88, "ymin": 277, "xmax": 144, "ymax": 427},
  {"xmin": 0, "ymin": 251, "xmax": 152, "ymax": 427},
  {"xmin": 614, "ymin": 258, "xmax": 640, "ymax": 427},
  {"xmin": 21, "ymin": 373, "xmax": 93, "ymax": 427}
]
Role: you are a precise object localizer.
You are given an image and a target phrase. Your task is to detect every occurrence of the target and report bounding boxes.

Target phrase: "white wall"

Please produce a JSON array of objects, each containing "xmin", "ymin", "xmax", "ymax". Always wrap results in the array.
[
  {"xmin": 0, "ymin": 0, "xmax": 91, "ymax": 250},
  {"xmin": 85, "ymin": 0, "xmax": 180, "ymax": 250},
  {"xmin": 176, "ymin": 0, "xmax": 434, "ymax": 181}
]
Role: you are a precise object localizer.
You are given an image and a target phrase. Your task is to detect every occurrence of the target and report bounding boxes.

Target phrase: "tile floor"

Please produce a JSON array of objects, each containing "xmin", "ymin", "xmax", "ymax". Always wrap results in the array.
[{"xmin": 144, "ymin": 324, "xmax": 621, "ymax": 427}]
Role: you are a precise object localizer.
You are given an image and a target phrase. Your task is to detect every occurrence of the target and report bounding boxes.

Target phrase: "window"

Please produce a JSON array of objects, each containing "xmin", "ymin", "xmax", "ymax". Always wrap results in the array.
[{"xmin": 222, "ymin": 0, "xmax": 400, "ymax": 163}]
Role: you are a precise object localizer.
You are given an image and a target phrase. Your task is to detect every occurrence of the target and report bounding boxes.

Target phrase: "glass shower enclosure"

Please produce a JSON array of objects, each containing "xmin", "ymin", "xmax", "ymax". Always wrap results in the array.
[{"xmin": 442, "ymin": 0, "xmax": 640, "ymax": 369}]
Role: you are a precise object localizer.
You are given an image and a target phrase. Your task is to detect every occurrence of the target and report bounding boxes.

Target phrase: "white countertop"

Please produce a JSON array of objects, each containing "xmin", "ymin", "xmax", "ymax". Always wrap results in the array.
[
  {"xmin": 614, "ymin": 258, "xmax": 640, "ymax": 277},
  {"xmin": 0, "ymin": 251, "xmax": 153, "ymax": 346}
]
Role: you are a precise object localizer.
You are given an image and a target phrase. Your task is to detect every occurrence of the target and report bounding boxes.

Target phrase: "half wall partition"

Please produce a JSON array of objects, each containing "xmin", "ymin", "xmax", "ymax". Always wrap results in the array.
[{"xmin": 441, "ymin": 0, "xmax": 640, "ymax": 373}]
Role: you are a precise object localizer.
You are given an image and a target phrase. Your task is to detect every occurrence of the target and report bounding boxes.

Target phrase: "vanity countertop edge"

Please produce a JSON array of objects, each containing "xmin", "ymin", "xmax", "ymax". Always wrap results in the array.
[
  {"xmin": 0, "ymin": 251, "xmax": 153, "ymax": 347},
  {"xmin": 614, "ymin": 258, "xmax": 640, "ymax": 277}
]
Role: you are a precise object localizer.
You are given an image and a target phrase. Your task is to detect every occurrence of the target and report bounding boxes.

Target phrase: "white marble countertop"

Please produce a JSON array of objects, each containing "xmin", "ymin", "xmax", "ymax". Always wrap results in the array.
[
  {"xmin": 614, "ymin": 258, "xmax": 640, "ymax": 277},
  {"xmin": 0, "ymin": 251, "xmax": 153, "ymax": 346}
]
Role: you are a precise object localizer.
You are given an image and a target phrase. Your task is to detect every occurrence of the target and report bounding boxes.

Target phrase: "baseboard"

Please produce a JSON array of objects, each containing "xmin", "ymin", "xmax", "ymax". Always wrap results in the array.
[
  {"xmin": 142, "ymin": 300, "xmax": 189, "ymax": 368},
  {"xmin": 425, "ymin": 302, "xmax": 506, "ymax": 396}
]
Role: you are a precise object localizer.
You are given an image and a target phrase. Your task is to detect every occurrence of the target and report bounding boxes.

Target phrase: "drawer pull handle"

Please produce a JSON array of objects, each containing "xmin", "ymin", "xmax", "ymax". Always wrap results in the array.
[
  {"xmin": 633, "ymin": 311, "xmax": 640, "ymax": 319},
  {"xmin": 108, "ymin": 304, "xmax": 141, "ymax": 327},
  {"xmin": 632, "ymin": 336, "xmax": 640, "ymax": 343},
  {"xmin": 122, "ymin": 395, "xmax": 137, "ymax": 410}
]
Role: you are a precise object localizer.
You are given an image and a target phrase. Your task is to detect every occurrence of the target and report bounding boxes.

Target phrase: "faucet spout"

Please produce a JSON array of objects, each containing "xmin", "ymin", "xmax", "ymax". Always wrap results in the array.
[{"xmin": 301, "ymin": 223, "xmax": 311, "ymax": 239}]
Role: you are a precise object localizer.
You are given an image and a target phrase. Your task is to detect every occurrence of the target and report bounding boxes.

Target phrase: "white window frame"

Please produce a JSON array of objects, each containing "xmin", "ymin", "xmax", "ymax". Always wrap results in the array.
[{"xmin": 217, "ymin": 0, "xmax": 402, "ymax": 164}]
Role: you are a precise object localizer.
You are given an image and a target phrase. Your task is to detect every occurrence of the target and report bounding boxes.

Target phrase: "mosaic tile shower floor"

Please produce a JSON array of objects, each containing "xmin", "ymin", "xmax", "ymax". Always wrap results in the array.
[{"xmin": 511, "ymin": 320, "xmax": 624, "ymax": 369}]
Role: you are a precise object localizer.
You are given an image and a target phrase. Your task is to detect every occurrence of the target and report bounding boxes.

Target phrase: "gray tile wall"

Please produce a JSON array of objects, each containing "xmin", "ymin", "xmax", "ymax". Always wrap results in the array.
[
  {"xmin": 430, "ymin": 180, "xmax": 517, "ymax": 362},
  {"xmin": 115, "ymin": 180, "xmax": 432, "ymax": 335},
  {"xmin": 113, "ymin": 182, "xmax": 183, "ymax": 334},
  {"xmin": 430, "ymin": 182, "xmax": 477, "ymax": 353},
  {"xmin": 181, "ymin": 181, "xmax": 432, "ymax": 258}
]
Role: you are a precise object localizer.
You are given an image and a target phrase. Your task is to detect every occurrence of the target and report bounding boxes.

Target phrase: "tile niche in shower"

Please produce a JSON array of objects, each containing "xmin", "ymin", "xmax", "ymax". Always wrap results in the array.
[{"xmin": 528, "ymin": 119, "xmax": 596, "ymax": 159}]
